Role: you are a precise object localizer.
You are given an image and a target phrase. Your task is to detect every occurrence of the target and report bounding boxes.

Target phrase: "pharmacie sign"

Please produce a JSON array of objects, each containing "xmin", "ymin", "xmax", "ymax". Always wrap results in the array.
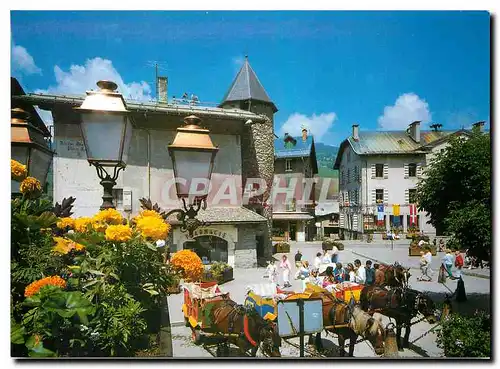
[{"xmin": 192, "ymin": 227, "xmax": 229, "ymax": 241}]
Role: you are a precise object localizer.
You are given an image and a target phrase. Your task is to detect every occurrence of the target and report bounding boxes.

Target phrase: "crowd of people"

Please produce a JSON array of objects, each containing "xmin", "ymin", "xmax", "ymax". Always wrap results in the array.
[{"xmin": 264, "ymin": 248, "xmax": 384, "ymax": 291}]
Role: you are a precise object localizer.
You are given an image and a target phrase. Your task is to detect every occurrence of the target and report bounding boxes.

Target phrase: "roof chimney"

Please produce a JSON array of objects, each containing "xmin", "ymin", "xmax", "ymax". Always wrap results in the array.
[
  {"xmin": 302, "ymin": 127, "xmax": 308, "ymax": 141},
  {"xmin": 408, "ymin": 121, "xmax": 421, "ymax": 143},
  {"xmin": 157, "ymin": 76, "xmax": 168, "ymax": 103},
  {"xmin": 352, "ymin": 124, "xmax": 359, "ymax": 141},
  {"xmin": 472, "ymin": 121, "xmax": 485, "ymax": 133}
]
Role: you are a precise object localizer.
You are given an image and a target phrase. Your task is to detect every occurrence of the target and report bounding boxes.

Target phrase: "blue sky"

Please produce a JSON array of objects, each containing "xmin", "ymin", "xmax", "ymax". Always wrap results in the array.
[{"xmin": 11, "ymin": 11, "xmax": 490, "ymax": 145}]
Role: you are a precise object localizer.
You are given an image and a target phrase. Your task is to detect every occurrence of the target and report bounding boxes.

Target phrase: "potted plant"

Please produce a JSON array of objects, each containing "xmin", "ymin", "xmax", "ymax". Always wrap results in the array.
[
  {"xmin": 209, "ymin": 262, "xmax": 233, "ymax": 284},
  {"xmin": 273, "ymin": 241, "xmax": 290, "ymax": 254},
  {"xmin": 322, "ymin": 237, "xmax": 334, "ymax": 251}
]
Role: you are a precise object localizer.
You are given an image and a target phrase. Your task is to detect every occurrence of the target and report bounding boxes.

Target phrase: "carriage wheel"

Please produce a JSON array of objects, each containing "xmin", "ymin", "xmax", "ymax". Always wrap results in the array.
[{"xmin": 191, "ymin": 328, "xmax": 203, "ymax": 345}]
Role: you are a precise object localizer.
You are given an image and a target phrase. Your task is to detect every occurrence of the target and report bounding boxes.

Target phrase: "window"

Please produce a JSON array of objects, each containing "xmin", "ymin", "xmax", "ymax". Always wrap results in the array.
[
  {"xmin": 341, "ymin": 171, "xmax": 345, "ymax": 185},
  {"xmin": 409, "ymin": 188, "xmax": 417, "ymax": 204},
  {"xmin": 112, "ymin": 188, "xmax": 123, "ymax": 209},
  {"xmin": 347, "ymin": 169, "xmax": 350, "ymax": 183},
  {"xmin": 375, "ymin": 164, "xmax": 384, "ymax": 178},
  {"xmin": 353, "ymin": 189, "xmax": 358, "ymax": 205},
  {"xmin": 376, "ymin": 189, "xmax": 384, "ymax": 203},
  {"xmin": 406, "ymin": 215, "xmax": 420, "ymax": 230},
  {"xmin": 408, "ymin": 163, "xmax": 417, "ymax": 177},
  {"xmin": 285, "ymin": 159, "xmax": 292, "ymax": 172},
  {"xmin": 354, "ymin": 166, "xmax": 359, "ymax": 181},
  {"xmin": 390, "ymin": 215, "xmax": 404, "ymax": 228}
]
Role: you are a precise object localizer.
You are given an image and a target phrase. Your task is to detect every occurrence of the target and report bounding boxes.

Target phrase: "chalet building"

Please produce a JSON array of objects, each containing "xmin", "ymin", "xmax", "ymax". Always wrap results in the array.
[
  {"xmin": 12, "ymin": 57, "xmax": 277, "ymax": 268},
  {"xmin": 272, "ymin": 129, "xmax": 318, "ymax": 242},
  {"xmin": 334, "ymin": 121, "xmax": 480, "ymax": 240}
]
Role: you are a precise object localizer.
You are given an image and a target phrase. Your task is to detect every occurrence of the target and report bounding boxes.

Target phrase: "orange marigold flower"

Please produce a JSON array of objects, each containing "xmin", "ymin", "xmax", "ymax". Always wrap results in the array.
[
  {"xmin": 11, "ymin": 159, "xmax": 27, "ymax": 181},
  {"xmin": 105, "ymin": 224, "xmax": 133, "ymax": 242},
  {"xmin": 20, "ymin": 177, "xmax": 42, "ymax": 196},
  {"xmin": 170, "ymin": 250, "xmax": 203, "ymax": 282},
  {"xmin": 74, "ymin": 217, "xmax": 93, "ymax": 233},
  {"xmin": 135, "ymin": 216, "xmax": 171, "ymax": 242},
  {"xmin": 57, "ymin": 217, "xmax": 75, "ymax": 230},
  {"xmin": 93, "ymin": 209, "xmax": 123, "ymax": 225},
  {"xmin": 24, "ymin": 276, "xmax": 67, "ymax": 297}
]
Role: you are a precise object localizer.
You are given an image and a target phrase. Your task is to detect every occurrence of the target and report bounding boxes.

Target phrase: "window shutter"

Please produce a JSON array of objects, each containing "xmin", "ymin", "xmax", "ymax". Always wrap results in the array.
[
  {"xmin": 371, "ymin": 189, "xmax": 376, "ymax": 205},
  {"xmin": 404, "ymin": 163, "xmax": 409, "ymax": 179},
  {"xmin": 371, "ymin": 164, "xmax": 376, "ymax": 179},
  {"xmin": 417, "ymin": 163, "xmax": 423, "ymax": 178},
  {"xmin": 383, "ymin": 163, "xmax": 389, "ymax": 179},
  {"xmin": 353, "ymin": 214, "xmax": 359, "ymax": 230},
  {"xmin": 383, "ymin": 188, "xmax": 389, "ymax": 204},
  {"xmin": 358, "ymin": 166, "xmax": 362, "ymax": 183},
  {"xmin": 339, "ymin": 213, "xmax": 345, "ymax": 228},
  {"xmin": 405, "ymin": 189, "xmax": 410, "ymax": 204}
]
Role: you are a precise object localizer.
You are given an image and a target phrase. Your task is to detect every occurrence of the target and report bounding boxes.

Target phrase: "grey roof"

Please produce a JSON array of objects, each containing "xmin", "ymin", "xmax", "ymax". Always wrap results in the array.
[
  {"xmin": 333, "ymin": 129, "xmax": 471, "ymax": 169},
  {"xmin": 219, "ymin": 57, "xmax": 277, "ymax": 112},
  {"xmin": 272, "ymin": 212, "xmax": 314, "ymax": 221},
  {"xmin": 164, "ymin": 206, "xmax": 267, "ymax": 224}
]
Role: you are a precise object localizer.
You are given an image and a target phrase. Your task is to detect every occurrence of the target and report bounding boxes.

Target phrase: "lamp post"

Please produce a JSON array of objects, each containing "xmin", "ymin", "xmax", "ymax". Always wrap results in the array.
[
  {"xmin": 76, "ymin": 80, "xmax": 132, "ymax": 210},
  {"xmin": 159, "ymin": 115, "xmax": 219, "ymax": 238},
  {"xmin": 11, "ymin": 108, "xmax": 55, "ymax": 194}
]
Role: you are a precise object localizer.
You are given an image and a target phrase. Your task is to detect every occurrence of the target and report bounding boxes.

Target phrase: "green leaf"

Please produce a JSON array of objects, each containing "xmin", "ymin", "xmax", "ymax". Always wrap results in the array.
[
  {"xmin": 11, "ymin": 323, "xmax": 25, "ymax": 345},
  {"xmin": 82, "ymin": 280, "xmax": 99, "ymax": 289},
  {"xmin": 145, "ymin": 242, "xmax": 157, "ymax": 251},
  {"xmin": 146, "ymin": 289, "xmax": 159, "ymax": 296}
]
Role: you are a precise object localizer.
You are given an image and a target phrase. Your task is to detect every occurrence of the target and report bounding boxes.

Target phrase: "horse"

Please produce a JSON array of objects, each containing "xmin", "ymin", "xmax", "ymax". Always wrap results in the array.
[
  {"xmin": 378, "ymin": 263, "xmax": 411, "ymax": 288},
  {"xmin": 206, "ymin": 298, "xmax": 281, "ymax": 357},
  {"xmin": 360, "ymin": 285, "xmax": 437, "ymax": 351},
  {"xmin": 307, "ymin": 291, "xmax": 386, "ymax": 357}
]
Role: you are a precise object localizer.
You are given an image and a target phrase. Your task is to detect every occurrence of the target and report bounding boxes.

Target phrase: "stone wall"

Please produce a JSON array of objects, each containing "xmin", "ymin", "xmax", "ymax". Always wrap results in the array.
[{"xmin": 235, "ymin": 225, "xmax": 258, "ymax": 268}]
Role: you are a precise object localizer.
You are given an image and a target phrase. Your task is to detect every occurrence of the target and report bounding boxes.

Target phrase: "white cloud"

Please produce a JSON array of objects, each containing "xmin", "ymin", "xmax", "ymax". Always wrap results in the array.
[
  {"xmin": 279, "ymin": 112, "xmax": 337, "ymax": 142},
  {"xmin": 11, "ymin": 43, "xmax": 41, "ymax": 75},
  {"xmin": 377, "ymin": 93, "xmax": 432, "ymax": 130},
  {"xmin": 37, "ymin": 57, "xmax": 152, "ymax": 101}
]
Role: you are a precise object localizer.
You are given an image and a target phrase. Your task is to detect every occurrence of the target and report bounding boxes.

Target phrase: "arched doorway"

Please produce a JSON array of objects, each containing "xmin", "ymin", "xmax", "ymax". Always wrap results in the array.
[{"xmin": 183, "ymin": 235, "xmax": 228, "ymax": 264}]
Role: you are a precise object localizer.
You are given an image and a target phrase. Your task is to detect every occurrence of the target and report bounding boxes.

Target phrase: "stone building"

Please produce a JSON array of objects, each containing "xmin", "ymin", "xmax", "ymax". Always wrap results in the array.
[
  {"xmin": 334, "ymin": 121, "xmax": 478, "ymax": 240},
  {"xmin": 11, "ymin": 57, "xmax": 277, "ymax": 268},
  {"xmin": 272, "ymin": 129, "xmax": 318, "ymax": 242}
]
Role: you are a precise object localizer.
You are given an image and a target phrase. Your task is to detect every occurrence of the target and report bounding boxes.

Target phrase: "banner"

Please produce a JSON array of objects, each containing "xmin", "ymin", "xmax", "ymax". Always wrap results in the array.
[
  {"xmin": 377, "ymin": 204, "xmax": 384, "ymax": 221},
  {"xmin": 393, "ymin": 204, "xmax": 400, "ymax": 216},
  {"xmin": 409, "ymin": 204, "xmax": 417, "ymax": 226}
]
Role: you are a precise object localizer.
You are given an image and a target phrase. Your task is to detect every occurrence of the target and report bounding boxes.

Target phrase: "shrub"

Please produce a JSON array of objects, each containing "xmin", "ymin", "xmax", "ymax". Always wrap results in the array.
[
  {"xmin": 170, "ymin": 250, "xmax": 203, "ymax": 282},
  {"xmin": 436, "ymin": 311, "xmax": 491, "ymax": 358}
]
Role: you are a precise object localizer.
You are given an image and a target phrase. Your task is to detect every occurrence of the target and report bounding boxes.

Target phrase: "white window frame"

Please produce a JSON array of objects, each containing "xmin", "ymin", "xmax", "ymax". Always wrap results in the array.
[{"xmin": 285, "ymin": 159, "xmax": 292, "ymax": 172}]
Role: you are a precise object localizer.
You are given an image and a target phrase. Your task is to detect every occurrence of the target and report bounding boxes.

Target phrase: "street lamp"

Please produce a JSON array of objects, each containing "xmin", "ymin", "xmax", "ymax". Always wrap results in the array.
[
  {"xmin": 76, "ymin": 80, "xmax": 132, "ymax": 210},
  {"xmin": 11, "ymin": 108, "xmax": 55, "ymax": 193},
  {"xmin": 166, "ymin": 115, "xmax": 218, "ymax": 237}
]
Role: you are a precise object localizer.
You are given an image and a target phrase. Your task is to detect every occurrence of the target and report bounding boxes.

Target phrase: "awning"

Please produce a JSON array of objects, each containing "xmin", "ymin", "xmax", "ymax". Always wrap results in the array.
[
  {"xmin": 164, "ymin": 206, "xmax": 267, "ymax": 225},
  {"xmin": 272, "ymin": 213, "xmax": 314, "ymax": 221}
]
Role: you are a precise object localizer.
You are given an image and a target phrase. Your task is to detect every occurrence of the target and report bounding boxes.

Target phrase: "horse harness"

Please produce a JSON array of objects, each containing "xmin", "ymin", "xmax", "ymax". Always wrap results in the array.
[{"xmin": 213, "ymin": 300, "xmax": 261, "ymax": 347}]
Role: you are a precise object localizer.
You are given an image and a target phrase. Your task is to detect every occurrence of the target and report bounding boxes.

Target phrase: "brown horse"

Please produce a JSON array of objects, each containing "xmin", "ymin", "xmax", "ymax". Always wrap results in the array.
[
  {"xmin": 378, "ymin": 263, "xmax": 411, "ymax": 288},
  {"xmin": 205, "ymin": 298, "xmax": 281, "ymax": 357},
  {"xmin": 360, "ymin": 286, "xmax": 437, "ymax": 351},
  {"xmin": 307, "ymin": 291, "xmax": 386, "ymax": 357}
]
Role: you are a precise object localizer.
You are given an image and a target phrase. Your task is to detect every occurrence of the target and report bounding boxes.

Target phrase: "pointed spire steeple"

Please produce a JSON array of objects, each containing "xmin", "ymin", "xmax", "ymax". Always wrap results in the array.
[{"xmin": 219, "ymin": 57, "xmax": 277, "ymax": 112}]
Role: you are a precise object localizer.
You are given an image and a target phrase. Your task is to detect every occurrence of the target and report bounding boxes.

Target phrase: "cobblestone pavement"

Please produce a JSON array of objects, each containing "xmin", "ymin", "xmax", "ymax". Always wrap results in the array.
[{"xmin": 167, "ymin": 241, "xmax": 490, "ymax": 358}]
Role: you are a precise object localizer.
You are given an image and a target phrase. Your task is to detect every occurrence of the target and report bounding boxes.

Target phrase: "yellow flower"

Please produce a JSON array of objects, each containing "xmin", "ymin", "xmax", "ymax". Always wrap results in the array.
[
  {"xmin": 25, "ymin": 276, "xmax": 67, "ymax": 297},
  {"xmin": 105, "ymin": 224, "xmax": 132, "ymax": 242},
  {"xmin": 20, "ymin": 177, "xmax": 42, "ymax": 196},
  {"xmin": 92, "ymin": 220, "xmax": 107, "ymax": 232},
  {"xmin": 52, "ymin": 237, "xmax": 85, "ymax": 255},
  {"xmin": 135, "ymin": 216, "xmax": 171, "ymax": 241},
  {"xmin": 57, "ymin": 217, "xmax": 75, "ymax": 230},
  {"xmin": 11, "ymin": 160, "xmax": 27, "ymax": 181},
  {"xmin": 74, "ymin": 217, "xmax": 93, "ymax": 233},
  {"xmin": 93, "ymin": 209, "xmax": 123, "ymax": 225},
  {"xmin": 132, "ymin": 209, "xmax": 163, "ymax": 225}
]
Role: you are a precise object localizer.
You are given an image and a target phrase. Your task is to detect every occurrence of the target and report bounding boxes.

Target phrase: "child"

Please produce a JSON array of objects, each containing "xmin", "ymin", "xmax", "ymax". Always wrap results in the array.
[
  {"xmin": 266, "ymin": 261, "xmax": 278, "ymax": 285},
  {"xmin": 333, "ymin": 262, "xmax": 344, "ymax": 283},
  {"xmin": 417, "ymin": 251, "xmax": 431, "ymax": 281}
]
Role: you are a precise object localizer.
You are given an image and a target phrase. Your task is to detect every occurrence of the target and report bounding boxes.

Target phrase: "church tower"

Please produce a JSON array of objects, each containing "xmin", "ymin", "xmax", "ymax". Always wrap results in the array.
[{"xmin": 220, "ymin": 56, "xmax": 277, "ymax": 263}]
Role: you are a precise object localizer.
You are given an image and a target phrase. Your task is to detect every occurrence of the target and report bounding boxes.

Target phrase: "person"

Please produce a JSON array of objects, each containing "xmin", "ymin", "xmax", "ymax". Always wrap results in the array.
[
  {"xmin": 313, "ymin": 252, "xmax": 322, "ymax": 270},
  {"xmin": 438, "ymin": 239, "xmax": 445, "ymax": 252},
  {"xmin": 333, "ymin": 262, "xmax": 345, "ymax": 283},
  {"xmin": 345, "ymin": 263, "xmax": 356, "ymax": 282},
  {"xmin": 280, "ymin": 255, "xmax": 292, "ymax": 288},
  {"xmin": 266, "ymin": 260, "xmax": 278, "ymax": 284},
  {"xmin": 309, "ymin": 268, "xmax": 322, "ymax": 287},
  {"xmin": 454, "ymin": 250, "xmax": 464, "ymax": 279},
  {"xmin": 417, "ymin": 251, "xmax": 432, "ymax": 282},
  {"xmin": 353, "ymin": 259, "xmax": 366, "ymax": 284},
  {"xmin": 297, "ymin": 261, "xmax": 311, "ymax": 291},
  {"xmin": 442, "ymin": 249, "xmax": 455, "ymax": 280},
  {"xmin": 322, "ymin": 266, "xmax": 335, "ymax": 289},
  {"xmin": 386, "ymin": 230, "xmax": 392, "ymax": 240},
  {"xmin": 424, "ymin": 247, "xmax": 434, "ymax": 280},
  {"xmin": 294, "ymin": 249, "xmax": 303, "ymax": 269},
  {"xmin": 331, "ymin": 243, "xmax": 339, "ymax": 264},
  {"xmin": 374, "ymin": 263, "xmax": 385, "ymax": 286},
  {"xmin": 321, "ymin": 250, "xmax": 331, "ymax": 264},
  {"xmin": 365, "ymin": 260, "xmax": 375, "ymax": 285}
]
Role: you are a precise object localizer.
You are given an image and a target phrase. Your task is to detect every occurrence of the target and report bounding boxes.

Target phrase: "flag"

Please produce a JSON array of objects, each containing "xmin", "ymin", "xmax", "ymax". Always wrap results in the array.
[
  {"xmin": 377, "ymin": 204, "xmax": 384, "ymax": 221},
  {"xmin": 393, "ymin": 204, "xmax": 400, "ymax": 216},
  {"xmin": 409, "ymin": 204, "xmax": 417, "ymax": 226},
  {"xmin": 393, "ymin": 216, "xmax": 400, "ymax": 226}
]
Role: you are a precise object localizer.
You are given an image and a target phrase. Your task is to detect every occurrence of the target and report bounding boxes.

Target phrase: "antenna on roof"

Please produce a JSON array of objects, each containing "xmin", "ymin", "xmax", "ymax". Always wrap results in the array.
[
  {"xmin": 146, "ymin": 61, "xmax": 169, "ymax": 102},
  {"xmin": 429, "ymin": 123, "xmax": 443, "ymax": 132}
]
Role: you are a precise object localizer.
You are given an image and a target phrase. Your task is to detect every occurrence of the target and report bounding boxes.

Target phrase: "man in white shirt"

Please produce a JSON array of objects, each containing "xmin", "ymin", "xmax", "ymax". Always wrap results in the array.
[{"xmin": 354, "ymin": 259, "xmax": 366, "ymax": 284}]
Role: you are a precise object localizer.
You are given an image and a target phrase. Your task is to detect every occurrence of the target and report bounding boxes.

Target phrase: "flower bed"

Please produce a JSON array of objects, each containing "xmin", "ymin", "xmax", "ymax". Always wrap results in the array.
[
  {"xmin": 322, "ymin": 238, "xmax": 344, "ymax": 251},
  {"xmin": 273, "ymin": 242, "xmax": 290, "ymax": 254}
]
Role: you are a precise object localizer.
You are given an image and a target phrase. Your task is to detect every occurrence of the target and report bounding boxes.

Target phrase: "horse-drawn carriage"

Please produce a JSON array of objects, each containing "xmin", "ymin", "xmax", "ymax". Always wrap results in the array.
[{"xmin": 182, "ymin": 281, "xmax": 281, "ymax": 357}]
